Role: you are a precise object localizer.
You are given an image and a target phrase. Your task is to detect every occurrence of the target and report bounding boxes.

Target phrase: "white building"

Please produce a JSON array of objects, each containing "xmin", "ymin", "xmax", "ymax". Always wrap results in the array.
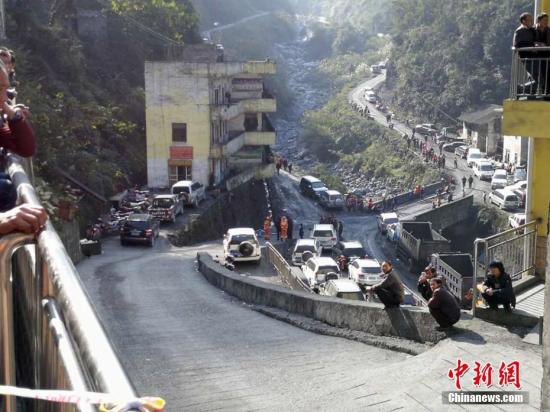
[{"xmin": 502, "ymin": 135, "xmax": 528, "ymax": 167}]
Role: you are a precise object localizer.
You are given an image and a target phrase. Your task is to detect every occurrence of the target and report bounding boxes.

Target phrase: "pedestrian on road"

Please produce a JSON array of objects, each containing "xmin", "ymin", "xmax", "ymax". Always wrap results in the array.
[
  {"xmin": 280, "ymin": 215, "xmax": 289, "ymax": 240},
  {"xmin": 276, "ymin": 160, "xmax": 281, "ymax": 176},
  {"xmin": 366, "ymin": 261, "xmax": 404, "ymax": 308},
  {"xmin": 454, "ymin": 158, "xmax": 458, "ymax": 169},
  {"xmin": 483, "ymin": 192, "xmax": 487, "ymax": 203},
  {"xmin": 480, "ymin": 261, "xmax": 516, "ymax": 312},
  {"xmin": 418, "ymin": 267, "xmax": 437, "ymax": 301},
  {"xmin": 283, "ymin": 158, "xmax": 288, "ymax": 171},
  {"xmin": 428, "ymin": 278, "xmax": 461, "ymax": 330},
  {"xmin": 337, "ymin": 220, "xmax": 344, "ymax": 239},
  {"xmin": 468, "ymin": 175, "xmax": 474, "ymax": 188},
  {"xmin": 461, "ymin": 176, "xmax": 467, "ymax": 188},
  {"xmin": 263, "ymin": 215, "xmax": 271, "ymax": 241},
  {"xmin": 391, "ymin": 197, "xmax": 397, "ymax": 211},
  {"xmin": 287, "ymin": 215, "xmax": 294, "ymax": 240},
  {"xmin": 288, "ymin": 163, "xmax": 293, "ymax": 174},
  {"xmin": 412, "ymin": 129, "xmax": 416, "ymax": 138},
  {"xmin": 299, "ymin": 223, "xmax": 304, "ymax": 239}
]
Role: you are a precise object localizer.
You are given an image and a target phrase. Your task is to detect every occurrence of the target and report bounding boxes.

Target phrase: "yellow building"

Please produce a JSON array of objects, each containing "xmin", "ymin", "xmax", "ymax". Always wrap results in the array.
[{"xmin": 145, "ymin": 44, "xmax": 277, "ymax": 188}]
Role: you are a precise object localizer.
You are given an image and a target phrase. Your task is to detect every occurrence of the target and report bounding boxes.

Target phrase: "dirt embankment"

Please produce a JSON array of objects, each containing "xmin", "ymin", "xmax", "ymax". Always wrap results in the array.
[{"xmin": 170, "ymin": 179, "xmax": 269, "ymax": 246}]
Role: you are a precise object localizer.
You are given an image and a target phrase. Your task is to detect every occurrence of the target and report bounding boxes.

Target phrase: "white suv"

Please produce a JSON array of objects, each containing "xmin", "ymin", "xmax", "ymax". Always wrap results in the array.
[
  {"xmin": 311, "ymin": 224, "xmax": 338, "ymax": 252},
  {"xmin": 301, "ymin": 257, "xmax": 340, "ymax": 289},
  {"xmin": 223, "ymin": 228, "xmax": 261, "ymax": 264},
  {"xmin": 348, "ymin": 258, "xmax": 382, "ymax": 287},
  {"xmin": 171, "ymin": 180, "xmax": 206, "ymax": 207}
]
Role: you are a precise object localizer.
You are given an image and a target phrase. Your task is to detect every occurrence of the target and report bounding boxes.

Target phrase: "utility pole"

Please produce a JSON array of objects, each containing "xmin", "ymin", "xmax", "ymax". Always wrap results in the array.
[{"xmin": 0, "ymin": 0, "xmax": 6, "ymax": 40}]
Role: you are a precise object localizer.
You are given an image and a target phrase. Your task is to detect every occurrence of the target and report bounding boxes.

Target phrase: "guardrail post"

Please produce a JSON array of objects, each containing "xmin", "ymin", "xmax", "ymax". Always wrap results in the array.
[{"xmin": 0, "ymin": 232, "xmax": 35, "ymax": 412}]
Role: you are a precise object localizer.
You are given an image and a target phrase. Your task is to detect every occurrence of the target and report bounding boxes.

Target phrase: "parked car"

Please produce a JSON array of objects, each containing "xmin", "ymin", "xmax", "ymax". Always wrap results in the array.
[
  {"xmin": 149, "ymin": 194, "xmax": 183, "ymax": 223},
  {"xmin": 473, "ymin": 160, "xmax": 494, "ymax": 180},
  {"xmin": 223, "ymin": 228, "xmax": 261, "ymax": 264},
  {"xmin": 378, "ymin": 212, "xmax": 399, "ymax": 235},
  {"xmin": 120, "ymin": 213, "xmax": 160, "ymax": 247},
  {"xmin": 320, "ymin": 279, "xmax": 365, "ymax": 301},
  {"xmin": 442, "ymin": 141, "xmax": 465, "ymax": 153},
  {"xmin": 509, "ymin": 213, "xmax": 526, "ymax": 228},
  {"xmin": 364, "ymin": 90, "xmax": 378, "ymax": 103},
  {"xmin": 454, "ymin": 145, "xmax": 469, "ymax": 159},
  {"xmin": 512, "ymin": 189, "xmax": 526, "ymax": 208},
  {"xmin": 370, "ymin": 65, "xmax": 382, "ymax": 74},
  {"xmin": 331, "ymin": 241, "xmax": 367, "ymax": 269},
  {"xmin": 414, "ymin": 123, "xmax": 438, "ymax": 136},
  {"xmin": 319, "ymin": 190, "xmax": 345, "ymax": 209},
  {"xmin": 489, "ymin": 189, "xmax": 520, "ymax": 210},
  {"xmin": 291, "ymin": 239, "xmax": 319, "ymax": 266},
  {"xmin": 513, "ymin": 166, "xmax": 527, "ymax": 183},
  {"xmin": 301, "ymin": 256, "xmax": 340, "ymax": 290},
  {"xmin": 171, "ymin": 180, "xmax": 206, "ymax": 207},
  {"xmin": 300, "ymin": 176, "xmax": 328, "ymax": 200},
  {"xmin": 491, "ymin": 169, "xmax": 509, "ymax": 190},
  {"xmin": 466, "ymin": 148, "xmax": 482, "ymax": 167},
  {"xmin": 505, "ymin": 180, "xmax": 527, "ymax": 192},
  {"xmin": 311, "ymin": 224, "xmax": 338, "ymax": 251},
  {"xmin": 348, "ymin": 258, "xmax": 382, "ymax": 287}
]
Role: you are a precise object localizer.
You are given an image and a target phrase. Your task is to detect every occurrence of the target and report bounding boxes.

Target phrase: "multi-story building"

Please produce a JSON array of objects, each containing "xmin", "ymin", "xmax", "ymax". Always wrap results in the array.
[
  {"xmin": 431, "ymin": 253, "xmax": 473, "ymax": 307},
  {"xmin": 145, "ymin": 44, "xmax": 276, "ymax": 189},
  {"xmin": 502, "ymin": 135, "xmax": 528, "ymax": 167}
]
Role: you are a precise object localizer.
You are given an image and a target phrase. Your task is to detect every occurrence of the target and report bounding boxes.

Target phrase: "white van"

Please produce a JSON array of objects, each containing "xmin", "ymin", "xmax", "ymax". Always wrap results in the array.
[
  {"xmin": 311, "ymin": 224, "xmax": 338, "ymax": 251},
  {"xmin": 473, "ymin": 160, "xmax": 494, "ymax": 181},
  {"xmin": 489, "ymin": 189, "xmax": 519, "ymax": 210},
  {"xmin": 466, "ymin": 148, "xmax": 482, "ymax": 167},
  {"xmin": 491, "ymin": 169, "xmax": 509, "ymax": 190},
  {"xmin": 291, "ymin": 239, "xmax": 319, "ymax": 266}
]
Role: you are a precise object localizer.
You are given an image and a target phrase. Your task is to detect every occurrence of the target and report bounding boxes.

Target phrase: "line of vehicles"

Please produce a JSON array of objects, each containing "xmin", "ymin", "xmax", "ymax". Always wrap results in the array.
[
  {"xmin": 118, "ymin": 180, "xmax": 206, "ymax": 247},
  {"xmin": 299, "ymin": 176, "xmax": 345, "ymax": 210}
]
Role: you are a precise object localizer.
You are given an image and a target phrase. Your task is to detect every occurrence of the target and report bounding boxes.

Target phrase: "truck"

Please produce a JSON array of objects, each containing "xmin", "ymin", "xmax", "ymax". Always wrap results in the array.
[
  {"xmin": 149, "ymin": 194, "xmax": 184, "ymax": 223},
  {"xmin": 396, "ymin": 222, "xmax": 451, "ymax": 270}
]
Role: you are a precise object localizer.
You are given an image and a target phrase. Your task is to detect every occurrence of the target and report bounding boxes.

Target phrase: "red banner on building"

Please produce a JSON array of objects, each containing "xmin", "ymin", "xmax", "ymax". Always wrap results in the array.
[{"xmin": 170, "ymin": 146, "xmax": 193, "ymax": 160}]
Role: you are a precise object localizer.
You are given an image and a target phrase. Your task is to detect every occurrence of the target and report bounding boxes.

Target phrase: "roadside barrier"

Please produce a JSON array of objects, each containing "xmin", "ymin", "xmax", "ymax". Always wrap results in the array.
[{"xmin": 265, "ymin": 242, "xmax": 310, "ymax": 292}]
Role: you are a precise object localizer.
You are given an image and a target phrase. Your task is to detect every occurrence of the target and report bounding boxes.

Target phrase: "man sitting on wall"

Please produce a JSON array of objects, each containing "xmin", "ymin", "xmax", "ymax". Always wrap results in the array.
[
  {"xmin": 480, "ymin": 261, "xmax": 516, "ymax": 312},
  {"xmin": 366, "ymin": 261, "xmax": 404, "ymax": 309}
]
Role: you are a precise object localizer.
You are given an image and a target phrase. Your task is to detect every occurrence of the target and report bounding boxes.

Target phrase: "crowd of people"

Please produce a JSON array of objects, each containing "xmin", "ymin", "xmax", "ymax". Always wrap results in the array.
[
  {"xmin": 0, "ymin": 47, "xmax": 47, "ymax": 236},
  {"xmin": 361, "ymin": 257, "xmax": 517, "ymax": 331},
  {"xmin": 275, "ymin": 157, "xmax": 292, "ymax": 176}
]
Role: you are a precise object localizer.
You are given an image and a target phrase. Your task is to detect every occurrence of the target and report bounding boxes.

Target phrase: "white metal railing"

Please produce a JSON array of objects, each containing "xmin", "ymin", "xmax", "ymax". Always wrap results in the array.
[
  {"xmin": 510, "ymin": 46, "xmax": 550, "ymax": 99},
  {"xmin": 4, "ymin": 154, "xmax": 137, "ymax": 411}
]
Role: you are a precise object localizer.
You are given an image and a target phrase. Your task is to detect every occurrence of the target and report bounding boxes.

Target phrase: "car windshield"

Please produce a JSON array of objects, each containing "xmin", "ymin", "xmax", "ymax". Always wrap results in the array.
[
  {"xmin": 343, "ymin": 247, "xmax": 365, "ymax": 257},
  {"xmin": 318, "ymin": 265, "xmax": 339, "ymax": 274},
  {"xmin": 152, "ymin": 199, "xmax": 174, "ymax": 208},
  {"xmin": 479, "ymin": 164, "xmax": 492, "ymax": 171},
  {"xmin": 337, "ymin": 292, "xmax": 365, "ymax": 301},
  {"xmin": 311, "ymin": 181, "xmax": 325, "ymax": 189},
  {"xmin": 173, "ymin": 186, "xmax": 190, "ymax": 195},
  {"xmin": 295, "ymin": 245, "xmax": 316, "ymax": 253},
  {"xmin": 361, "ymin": 266, "xmax": 380, "ymax": 274},
  {"xmin": 314, "ymin": 230, "xmax": 333, "ymax": 237},
  {"xmin": 125, "ymin": 220, "xmax": 150, "ymax": 230},
  {"xmin": 470, "ymin": 153, "xmax": 481, "ymax": 159},
  {"xmin": 229, "ymin": 234, "xmax": 255, "ymax": 245},
  {"xmin": 384, "ymin": 217, "xmax": 398, "ymax": 224}
]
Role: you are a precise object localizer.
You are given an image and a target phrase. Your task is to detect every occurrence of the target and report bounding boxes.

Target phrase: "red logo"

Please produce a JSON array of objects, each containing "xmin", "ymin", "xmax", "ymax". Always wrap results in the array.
[
  {"xmin": 448, "ymin": 360, "xmax": 521, "ymax": 390},
  {"xmin": 170, "ymin": 146, "xmax": 193, "ymax": 160}
]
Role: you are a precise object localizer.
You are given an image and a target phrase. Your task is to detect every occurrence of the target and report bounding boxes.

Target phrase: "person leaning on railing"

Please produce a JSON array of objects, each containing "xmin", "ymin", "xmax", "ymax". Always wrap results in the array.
[{"xmin": 0, "ymin": 59, "xmax": 47, "ymax": 235}]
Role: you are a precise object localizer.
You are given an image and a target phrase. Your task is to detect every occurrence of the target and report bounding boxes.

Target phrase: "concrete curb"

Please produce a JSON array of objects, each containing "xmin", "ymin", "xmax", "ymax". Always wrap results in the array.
[
  {"xmin": 198, "ymin": 252, "xmax": 446, "ymax": 343},
  {"xmin": 252, "ymin": 305, "xmax": 432, "ymax": 355}
]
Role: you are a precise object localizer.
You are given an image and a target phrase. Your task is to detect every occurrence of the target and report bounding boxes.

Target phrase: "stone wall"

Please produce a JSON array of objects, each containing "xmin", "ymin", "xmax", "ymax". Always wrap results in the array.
[
  {"xmin": 53, "ymin": 218, "xmax": 83, "ymax": 265},
  {"xmin": 413, "ymin": 195, "xmax": 474, "ymax": 231},
  {"xmin": 198, "ymin": 253, "xmax": 445, "ymax": 343}
]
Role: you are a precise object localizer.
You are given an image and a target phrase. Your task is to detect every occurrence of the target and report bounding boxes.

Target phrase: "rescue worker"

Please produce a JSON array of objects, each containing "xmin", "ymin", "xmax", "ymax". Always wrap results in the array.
[
  {"xmin": 280, "ymin": 215, "xmax": 289, "ymax": 240},
  {"xmin": 299, "ymin": 223, "xmax": 304, "ymax": 239},
  {"xmin": 263, "ymin": 215, "xmax": 271, "ymax": 241}
]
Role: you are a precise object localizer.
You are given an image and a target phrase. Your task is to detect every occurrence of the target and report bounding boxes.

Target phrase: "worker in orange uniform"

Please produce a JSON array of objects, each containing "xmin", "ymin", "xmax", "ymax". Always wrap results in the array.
[
  {"xmin": 263, "ymin": 215, "xmax": 271, "ymax": 241},
  {"xmin": 280, "ymin": 215, "xmax": 289, "ymax": 240}
]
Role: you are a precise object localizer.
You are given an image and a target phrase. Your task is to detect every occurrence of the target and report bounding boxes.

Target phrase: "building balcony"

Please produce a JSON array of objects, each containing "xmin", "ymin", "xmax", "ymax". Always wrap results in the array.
[
  {"xmin": 216, "ymin": 95, "xmax": 277, "ymax": 120},
  {"xmin": 243, "ymin": 60, "xmax": 276, "ymax": 75},
  {"xmin": 503, "ymin": 47, "xmax": 550, "ymax": 138}
]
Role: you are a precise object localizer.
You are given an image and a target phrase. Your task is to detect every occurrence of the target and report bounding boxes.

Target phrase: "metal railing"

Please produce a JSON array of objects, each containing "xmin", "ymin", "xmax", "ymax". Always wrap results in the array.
[
  {"xmin": 472, "ymin": 221, "xmax": 537, "ymax": 315},
  {"xmin": 3, "ymin": 154, "xmax": 137, "ymax": 411},
  {"xmin": 264, "ymin": 242, "xmax": 310, "ymax": 292},
  {"xmin": 510, "ymin": 46, "xmax": 550, "ymax": 99}
]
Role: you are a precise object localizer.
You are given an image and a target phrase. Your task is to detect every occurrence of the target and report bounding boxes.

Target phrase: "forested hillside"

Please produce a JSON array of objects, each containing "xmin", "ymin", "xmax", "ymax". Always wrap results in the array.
[
  {"xmin": 388, "ymin": 0, "xmax": 531, "ymax": 120},
  {"xmin": 7, "ymin": 0, "xmax": 199, "ymax": 200}
]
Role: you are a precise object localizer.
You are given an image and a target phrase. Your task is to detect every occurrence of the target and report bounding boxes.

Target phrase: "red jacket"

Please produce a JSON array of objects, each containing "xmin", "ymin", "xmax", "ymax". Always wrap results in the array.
[{"xmin": 0, "ymin": 118, "xmax": 36, "ymax": 157}]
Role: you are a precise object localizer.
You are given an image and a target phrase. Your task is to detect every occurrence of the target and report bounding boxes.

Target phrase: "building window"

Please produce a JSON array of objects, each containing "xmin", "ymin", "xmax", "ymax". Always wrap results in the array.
[
  {"xmin": 169, "ymin": 165, "xmax": 192, "ymax": 187},
  {"xmin": 172, "ymin": 123, "xmax": 187, "ymax": 143}
]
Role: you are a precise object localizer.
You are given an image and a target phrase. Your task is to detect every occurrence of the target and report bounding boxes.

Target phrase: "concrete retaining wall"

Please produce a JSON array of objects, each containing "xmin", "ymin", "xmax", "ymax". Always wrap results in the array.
[
  {"xmin": 198, "ymin": 253, "xmax": 445, "ymax": 343},
  {"xmin": 413, "ymin": 195, "xmax": 474, "ymax": 231}
]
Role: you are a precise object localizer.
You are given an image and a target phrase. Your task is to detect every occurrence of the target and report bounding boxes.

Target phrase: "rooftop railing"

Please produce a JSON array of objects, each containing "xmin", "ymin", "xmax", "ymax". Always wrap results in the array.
[
  {"xmin": 3, "ymin": 154, "xmax": 137, "ymax": 411},
  {"xmin": 510, "ymin": 46, "xmax": 550, "ymax": 99}
]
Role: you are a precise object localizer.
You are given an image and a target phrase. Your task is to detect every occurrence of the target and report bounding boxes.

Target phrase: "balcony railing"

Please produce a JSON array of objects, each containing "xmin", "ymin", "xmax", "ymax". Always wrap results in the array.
[
  {"xmin": 510, "ymin": 46, "xmax": 550, "ymax": 99},
  {"xmin": 3, "ymin": 154, "xmax": 136, "ymax": 411}
]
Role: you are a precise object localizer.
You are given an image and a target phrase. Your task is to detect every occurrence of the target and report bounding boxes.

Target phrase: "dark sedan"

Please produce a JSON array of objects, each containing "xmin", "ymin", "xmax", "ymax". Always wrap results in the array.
[{"xmin": 120, "ymin": 213, "xmax": 160, "ymax": 247}]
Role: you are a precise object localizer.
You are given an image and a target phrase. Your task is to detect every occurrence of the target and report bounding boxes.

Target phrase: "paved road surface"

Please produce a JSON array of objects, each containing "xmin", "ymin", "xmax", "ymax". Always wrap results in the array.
[{"xmin": 77, "ymin": 236, "xmax": 410, "ymax": 411}]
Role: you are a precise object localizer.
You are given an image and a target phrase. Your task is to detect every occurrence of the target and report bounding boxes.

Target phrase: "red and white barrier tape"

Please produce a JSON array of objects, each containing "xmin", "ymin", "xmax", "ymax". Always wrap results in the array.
[{"xmin": 0, "ymin": 386, "xmax": 165, "ymax": 411}]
